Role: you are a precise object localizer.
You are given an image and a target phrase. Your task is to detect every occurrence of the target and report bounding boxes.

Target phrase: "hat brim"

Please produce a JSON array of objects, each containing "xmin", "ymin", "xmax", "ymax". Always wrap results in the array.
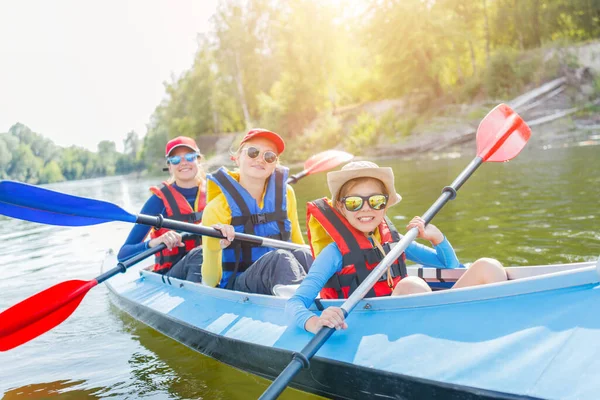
[
  {"xmin": 328, "ymin": 167, "xmax": 402, "ymax": 207},
  {"xmin": 166, "ymin": 144, "xmax": 201, "ymax": 157},
  {"xmin": 241, "ymin": 131, "xmax": 285, "ymax": 154}
]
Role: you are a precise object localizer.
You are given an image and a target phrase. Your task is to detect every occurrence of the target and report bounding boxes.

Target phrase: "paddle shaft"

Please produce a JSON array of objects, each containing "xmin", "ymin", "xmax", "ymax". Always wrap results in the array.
[
  {"xmin": 259, "ymin": 157, "xmax": 484, "ymax": 400},
  {"xmin": 96, "ymin": 236, "xmax": 183, "ymax": 284},
  {"xmin": 286, "ymin": 172, "xmax": 307, "ymax": 185},
  {"xmin": 134, "ymin": 214, "xmax": 307, "ymax": 252}
]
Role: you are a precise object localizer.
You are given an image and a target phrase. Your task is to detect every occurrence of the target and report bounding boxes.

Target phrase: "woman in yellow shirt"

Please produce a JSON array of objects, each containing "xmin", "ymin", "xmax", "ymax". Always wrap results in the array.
[{"xmin": 202, "ymin": 129, "xmax": 312, "ymax": 294}]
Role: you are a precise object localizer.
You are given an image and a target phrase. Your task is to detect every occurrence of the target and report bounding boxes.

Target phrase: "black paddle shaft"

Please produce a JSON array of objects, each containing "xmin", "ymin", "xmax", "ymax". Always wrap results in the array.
[
  {"xmin": 96, "ymin": 234, "xmax": 196, "ymax": 285},
  {"xmin": 136, "ymin": 214, "xmax": 266, "ymax": 246}
]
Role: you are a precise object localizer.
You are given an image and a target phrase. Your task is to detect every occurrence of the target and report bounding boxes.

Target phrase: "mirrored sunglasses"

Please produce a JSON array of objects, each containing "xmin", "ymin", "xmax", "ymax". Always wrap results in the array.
[
  {"xmin": 243, "ymin": 146, "xmax": 278, "ymax": 164},
  {"xmin": 341, "ymin": 194, "xmax": 389, "ymax": 212},
  {"xmin": 167, "ymin": 152, "xmax": 199, "ymax": 165}
]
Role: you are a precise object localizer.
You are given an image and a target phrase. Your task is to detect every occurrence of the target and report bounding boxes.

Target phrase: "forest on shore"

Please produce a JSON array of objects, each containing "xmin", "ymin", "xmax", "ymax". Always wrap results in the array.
[{"xmin": 2, "ymin": 0, "xmax": 599, "ymax": 184}]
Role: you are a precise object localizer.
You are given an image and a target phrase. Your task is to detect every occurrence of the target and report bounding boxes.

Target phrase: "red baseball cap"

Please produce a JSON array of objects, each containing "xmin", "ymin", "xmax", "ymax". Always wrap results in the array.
[
  {"xmin": 165, "ymin": 136, "xmax": 200, "ymax": 157},
  {"xmin": 239, "ymin": 129, "xmax": 285, "ymax": 154}
]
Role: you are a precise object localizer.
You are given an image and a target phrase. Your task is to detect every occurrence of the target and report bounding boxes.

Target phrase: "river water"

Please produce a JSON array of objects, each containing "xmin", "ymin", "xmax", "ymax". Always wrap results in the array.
[{"xmin": 0, "ymin": 144, "xmax": 598, "ymax": 399}]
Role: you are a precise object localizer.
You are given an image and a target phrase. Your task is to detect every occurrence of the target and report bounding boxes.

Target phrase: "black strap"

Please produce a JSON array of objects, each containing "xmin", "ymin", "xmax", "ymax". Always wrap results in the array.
[
  {"xmin": 230, "ymin": 210, "xmax": 288, "ymax": 226},
  {"xmin": 383, "ymin": 217, "xmax": 407, "ymax": 278},
  {"xmin": 314, "ymin": 299, "xmax": 325, "ymax": 311},
  {"xmin": 226, "ymin": 243, "xmax": 243, "ymax": 290},
  {"xmin": 324, "ymin": 261, "xmax": 406, "ymax": 290},
  {"xmin": 386, "ymin": 216, "xmax": 401, "ymax": 242},
  {"xmin": 274, "ymin": 169, "xmax": 290, "ymax": 242},
  {"xmin": 436, "ymin": 268, "xmax": 445, "ymax": 282}
]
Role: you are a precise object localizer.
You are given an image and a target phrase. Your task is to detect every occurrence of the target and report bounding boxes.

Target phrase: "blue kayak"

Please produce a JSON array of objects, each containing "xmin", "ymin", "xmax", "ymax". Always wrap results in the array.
[{"xmin": 103, "ymin": 254, "xmax": 599, "ymax": 400}]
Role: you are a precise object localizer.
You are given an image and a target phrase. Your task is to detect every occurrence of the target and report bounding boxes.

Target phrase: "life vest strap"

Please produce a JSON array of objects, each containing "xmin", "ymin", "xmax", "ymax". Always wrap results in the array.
[
  {"xmin": 165, "ymin": 211, "xmax": 203, "ymax": 224},
  {"xmin": 230, "ymin": 209, "xmax": 287, "ymax": 226},
  {"xmin": 324, "ymin": 262, "xmax": 406, "ymax": 291}
]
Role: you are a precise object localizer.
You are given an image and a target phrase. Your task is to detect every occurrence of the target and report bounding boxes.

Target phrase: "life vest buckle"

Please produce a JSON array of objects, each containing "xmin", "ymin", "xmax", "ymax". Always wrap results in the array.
[{"xmin": 251, "ymin": 213, "xmax": 268, "ymax": 224}]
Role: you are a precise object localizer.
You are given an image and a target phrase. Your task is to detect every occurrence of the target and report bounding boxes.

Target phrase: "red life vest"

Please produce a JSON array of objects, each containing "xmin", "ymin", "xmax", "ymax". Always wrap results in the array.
[
  {"xmin": 148, "ymin": 182, "xmax": 206, "ymax": 273},
  {"xmin": 306, "ymin": 198, "xmax": 407, "ymax": 299}
]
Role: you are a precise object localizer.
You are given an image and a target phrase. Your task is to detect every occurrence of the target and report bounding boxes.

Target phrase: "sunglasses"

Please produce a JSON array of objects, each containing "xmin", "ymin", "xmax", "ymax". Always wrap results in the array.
[
  {"xmin": 243, "ymin": 146, "xmax": 278, "ymax": 164},
  {"xmin": 341, "ymin": 194, "xmax": 389, "ymax": 212},
  {"xmin": 167, "ymin": 152, "xmax": 199, "ymax": 165}
]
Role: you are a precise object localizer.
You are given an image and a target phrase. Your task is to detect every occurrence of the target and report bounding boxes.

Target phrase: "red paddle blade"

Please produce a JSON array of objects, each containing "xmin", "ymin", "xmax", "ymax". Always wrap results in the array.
[
  {"xmin": 476, "ymin": 104, "xmax": 531, "ymax": 162},
  {"xmin": 303, "ymin": 150, "xmax": 354, "ymax": 175},
  {"xmin": 0, "ymin": 279, "xmax": 97, "ymax": 351}
]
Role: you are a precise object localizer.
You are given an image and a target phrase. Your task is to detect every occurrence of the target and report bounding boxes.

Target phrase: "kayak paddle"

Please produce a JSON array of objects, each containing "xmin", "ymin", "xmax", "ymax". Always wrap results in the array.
[
  {"xmin": 0, "ymin": 181, "xmax": 307, "ymax": 251},
  {"xmin": 288, "ymin": 150, "xmax": 353, "ymax": 183},
  {"xmin": 259, "ymin": 103, "xmax": 531, "ymax": 399},
  {"xmin": 0, "ymin": 149, "xmax": 353, "ymax": 250},
  {"xmin": 0, "ymin": 237, "xmax": 178, "ymax": 351}
]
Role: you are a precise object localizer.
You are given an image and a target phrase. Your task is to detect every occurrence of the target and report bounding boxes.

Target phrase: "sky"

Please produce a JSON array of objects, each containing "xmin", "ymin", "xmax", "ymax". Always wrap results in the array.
[{"xmin": 0, "ymin": 0, "xmax": 219, "ymax": 152}]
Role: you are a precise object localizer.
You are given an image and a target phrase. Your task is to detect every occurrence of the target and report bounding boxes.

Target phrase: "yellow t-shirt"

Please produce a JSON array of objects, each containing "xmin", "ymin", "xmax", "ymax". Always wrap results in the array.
[{"xmin": 201, "ymin": 173, "xmax": 305, "ymax": 288}]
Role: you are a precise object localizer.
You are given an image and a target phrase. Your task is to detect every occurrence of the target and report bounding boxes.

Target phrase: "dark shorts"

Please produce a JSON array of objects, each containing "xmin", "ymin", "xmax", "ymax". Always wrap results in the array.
[
  {"xmin": 166, "ymin": 246, "xmax": 203, "ymax": 283},
  {"xmin": 166, "ymin": 246, "xmax": 314, "ymax": 296},
  {"xmin": 232, "ymin": 248, "xmax": 313, "ymax": 295}
]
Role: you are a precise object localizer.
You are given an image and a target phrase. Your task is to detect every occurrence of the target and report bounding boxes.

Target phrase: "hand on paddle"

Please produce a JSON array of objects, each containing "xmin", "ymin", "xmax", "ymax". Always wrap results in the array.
[
  {"xmin": 305, "ymin": 307, "xmax": 348, "ymax": 334},
  {"xmin": 213, "ymin": 224, "xmax": 236, "ymax": 249},
  {"xmin": 149, "ymin": 231, "xmax": 184, "ymax": 250},
  {"xmin": 407, "ymin": 216, "xmax": 444, "ymax": 246}
]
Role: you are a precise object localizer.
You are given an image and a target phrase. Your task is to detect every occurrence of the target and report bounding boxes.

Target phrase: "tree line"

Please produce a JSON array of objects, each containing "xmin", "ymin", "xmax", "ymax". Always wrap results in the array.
[
  {"xmin": 140, "ymin": 0, "xmax": 600, "ymax": 164},
  {"xmin": 3, "ymin": 0, "xmax": 599, "ymax": 183},
  {"xmin": 0, "ymin": 123, "xmax": 143, "ymax": 184}
]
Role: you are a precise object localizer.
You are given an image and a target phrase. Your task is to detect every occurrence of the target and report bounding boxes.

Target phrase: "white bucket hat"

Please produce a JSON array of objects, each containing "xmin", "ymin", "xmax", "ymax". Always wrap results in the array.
[{"xmin": 327, "ymin": 161, "xmax": 402, "ymax": 206}]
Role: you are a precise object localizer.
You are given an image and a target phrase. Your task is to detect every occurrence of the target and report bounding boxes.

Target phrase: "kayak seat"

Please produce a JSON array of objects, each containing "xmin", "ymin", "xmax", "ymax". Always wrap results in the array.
[
  {"xmin": 272, "ymin": 284, "xmax": 301, "ymax": 298},
  {"xmin": 272, "ymin": 284, "xmax": 321, "ymax": 299}
]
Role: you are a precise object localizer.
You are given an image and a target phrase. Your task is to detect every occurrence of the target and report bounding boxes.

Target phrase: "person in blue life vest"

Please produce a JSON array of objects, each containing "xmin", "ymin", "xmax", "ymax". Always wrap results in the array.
[
  {"xmin": 286, "ymin": 161, "xmax": 507, "ymax": 334},
  {"xmin": 117, "ymin": 136, "xmax": 206, "ymax": 282},
  {"xmin": 202, "ymin": 129, "xmax": 313, "ymax": 294}
]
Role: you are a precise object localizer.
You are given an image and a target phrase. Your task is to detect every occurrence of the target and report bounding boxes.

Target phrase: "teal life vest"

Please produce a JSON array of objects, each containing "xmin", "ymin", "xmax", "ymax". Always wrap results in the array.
[{"xmin": 207, "ymin": 167, "xmax": 292, "ymax": 288}]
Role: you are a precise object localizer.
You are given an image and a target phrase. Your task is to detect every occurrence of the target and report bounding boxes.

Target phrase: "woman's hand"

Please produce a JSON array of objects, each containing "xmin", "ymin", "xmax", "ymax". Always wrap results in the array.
[
  {"xmin": 149, "ymin": 230, "xmax": 183, "ymax": 250},
  {"xmin": 407, "ymin": 216, "xmax": 444, "ymax": 246},
  {"xmin": 213, "ymin": 224, "xmax": 236, "ymax": 249},
  {"xmin": 304, "ymin": 307, "xmax": 348, "ymax": 334}
]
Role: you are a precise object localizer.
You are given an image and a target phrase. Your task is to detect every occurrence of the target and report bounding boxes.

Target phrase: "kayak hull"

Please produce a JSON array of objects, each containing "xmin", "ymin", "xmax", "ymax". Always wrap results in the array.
[{"xmin": 104, "ymin": 253, "xmax": 599, "ymax": 400}]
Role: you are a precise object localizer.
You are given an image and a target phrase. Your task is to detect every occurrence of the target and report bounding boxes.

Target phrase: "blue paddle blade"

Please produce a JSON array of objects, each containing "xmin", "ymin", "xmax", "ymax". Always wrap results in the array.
[{"xmin": 0, "ymin": 181, "xmax": 137, "ymax": 226}]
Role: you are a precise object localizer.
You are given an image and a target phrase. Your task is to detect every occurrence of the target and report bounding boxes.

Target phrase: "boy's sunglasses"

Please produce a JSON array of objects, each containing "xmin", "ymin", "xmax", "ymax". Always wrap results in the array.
[
  {"xmin": 341, "ymin": 194, "xmax": 389, "ymax": 212},
  {"xmin": 167, "ymin": 152, "xmax": 199, "ymax": 165},
  {"xmin": 243, "ymin": 146, "xmax": 278, "ymax": 164}
]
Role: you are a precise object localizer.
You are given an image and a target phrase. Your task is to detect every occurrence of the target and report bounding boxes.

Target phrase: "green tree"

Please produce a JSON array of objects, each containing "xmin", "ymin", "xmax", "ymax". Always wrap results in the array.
[
  {"xmin": 40, "ymin": 160, "xmax": 65, "ymax": 183},
  {"xmin": 97, "ymin": 140, "xmax": 117, "ymax": 176}
]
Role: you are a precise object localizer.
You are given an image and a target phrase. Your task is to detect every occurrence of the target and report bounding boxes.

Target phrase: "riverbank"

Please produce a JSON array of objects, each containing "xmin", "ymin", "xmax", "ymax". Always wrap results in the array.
[{"xmin": 200, "ymin": 42, "xmax": 600, "ymax": 169}]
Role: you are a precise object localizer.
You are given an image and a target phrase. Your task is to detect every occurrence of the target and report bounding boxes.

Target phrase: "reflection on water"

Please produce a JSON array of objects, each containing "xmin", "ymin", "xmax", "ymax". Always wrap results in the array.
[
  {"xmin": 113, "ymin": 305, "xmax": 317, "ymax": 400},
  {"xmin": 0, "ymin": 145, "xmax": 598, "ymax": 399},
  {"xmin": 2, "ymin": 380, "xmax": 103, "ymax": 399}
]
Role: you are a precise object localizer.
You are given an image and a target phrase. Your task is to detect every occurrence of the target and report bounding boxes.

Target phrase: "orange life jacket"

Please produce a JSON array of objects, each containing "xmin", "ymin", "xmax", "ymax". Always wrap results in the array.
[
  {"xmin": 148, "ymin": 182, "xmax": 206, "ymax": 272},
  {"xmin": 306, "ymin": 198, "xmax": 407, "ymax": 299}
]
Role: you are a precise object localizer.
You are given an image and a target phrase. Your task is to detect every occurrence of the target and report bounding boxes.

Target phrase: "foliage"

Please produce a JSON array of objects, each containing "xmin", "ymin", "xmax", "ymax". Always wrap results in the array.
[
  {"xmin": 285, "ymin": 112, "xmax": 343, "ymax": 163},
  {"xmin": 378, "ymin": 111, "xmax": 417, "ymax": 143},
  {"xmin": 139, "ymin": 0, "xmax": 600, "ymax": 161},
  {"xmin": 5, "ymin": 0, "xmax": 600, "ymax": 179},
  {"xmin": 0, "ymin": 124, "xmax": 144, "ymax": 184},
  {"xmin": 343, "ymin": 113, "xmax": 379, "ymax": 154}
]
